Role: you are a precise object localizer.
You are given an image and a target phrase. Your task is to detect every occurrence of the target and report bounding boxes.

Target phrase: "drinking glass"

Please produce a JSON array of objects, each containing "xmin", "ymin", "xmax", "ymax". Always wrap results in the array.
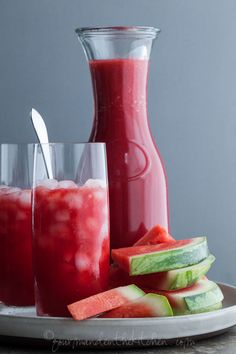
[
  {"xmin": 32, "ymin": 143, "xmax": 110, "ymax": 317},
  {"xmin": 0, "ymin": 143, "xmax": 34, "ymax": 306}
]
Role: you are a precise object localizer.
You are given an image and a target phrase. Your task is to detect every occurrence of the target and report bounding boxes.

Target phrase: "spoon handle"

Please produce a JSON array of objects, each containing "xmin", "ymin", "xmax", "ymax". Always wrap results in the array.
[{"xmin": 30, "ymin": 109, "xmax": 54, "ymax": 179}]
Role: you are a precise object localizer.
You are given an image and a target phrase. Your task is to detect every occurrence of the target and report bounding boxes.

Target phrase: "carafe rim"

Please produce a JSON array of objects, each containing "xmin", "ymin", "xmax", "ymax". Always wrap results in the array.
[{"xmin": 75, "ymin": 26, "xmax": 160, "ymax": 39}]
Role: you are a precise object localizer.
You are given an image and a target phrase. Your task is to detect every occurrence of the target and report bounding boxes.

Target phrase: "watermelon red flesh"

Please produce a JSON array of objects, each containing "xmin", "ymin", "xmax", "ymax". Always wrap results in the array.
[
  {"xmin": 134, "ymin": 225, "xmax": 175, "ymax": 246},
  {"xmin": 67, "ymin": 284, "xmax": 145, "ymax": 320},
  {"xmin": 100, "ymin": 293, "xmax": 173, "ymax": 318},
  {"xmin": 100, "ymin": 299, "xmax": 155, "ymax": 318},
  {"xmin": 109, "ymin": 265, "xmax": 168, "ymax": 289}
]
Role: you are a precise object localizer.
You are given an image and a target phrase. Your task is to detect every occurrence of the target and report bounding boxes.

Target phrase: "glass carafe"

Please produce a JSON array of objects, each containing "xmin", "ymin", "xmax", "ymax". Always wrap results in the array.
[{"xmin": 76, "ymin": 26, "xmax": 169, "ymax": 248}]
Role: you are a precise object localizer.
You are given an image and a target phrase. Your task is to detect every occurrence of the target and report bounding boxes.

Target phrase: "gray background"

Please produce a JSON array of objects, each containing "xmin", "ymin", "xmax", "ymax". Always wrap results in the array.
[{"xmin": 0, "ymin": 0, "xmax": 235, "ymax": 285}]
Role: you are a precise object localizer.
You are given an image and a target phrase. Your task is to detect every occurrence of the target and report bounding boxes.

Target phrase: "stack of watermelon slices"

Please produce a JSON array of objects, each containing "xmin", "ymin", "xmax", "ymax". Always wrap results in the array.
[{"xmin": 68, "ymin": 226, "xmax": 224, "ymax": 320}]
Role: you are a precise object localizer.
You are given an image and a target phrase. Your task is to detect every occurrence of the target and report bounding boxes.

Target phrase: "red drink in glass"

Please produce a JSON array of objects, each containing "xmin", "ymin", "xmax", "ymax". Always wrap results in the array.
[
  {"xmin": 33, "ymin": 179, "xmax": 109, "ymax": 317},
  {"xmin": 0, "ymin": 186, "xmax": 34, "ymax": 305}
]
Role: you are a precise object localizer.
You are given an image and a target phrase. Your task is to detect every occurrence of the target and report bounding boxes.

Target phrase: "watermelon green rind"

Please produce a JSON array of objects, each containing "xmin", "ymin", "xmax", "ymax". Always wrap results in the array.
[
  {"xmin": 130, "ymin": 237, "xmax": 208, "ymax": 275},
  {"xmin": 168, "ymin": 254, "xmax": 215, "ymax": 290},
  {"xmin": 118, "ymin": 284, "xmax": 145, "ymax": 299},
  {"xmin": 175, "ymin": 302, "xmax": 223, "ymax": 316},
  {"xmin": 184, "ymin": 282, "xmax": 224, "ymax": 311},
  {"xmin": 144, "ymin": 293, "xmax": 174, "ymax": 317}
]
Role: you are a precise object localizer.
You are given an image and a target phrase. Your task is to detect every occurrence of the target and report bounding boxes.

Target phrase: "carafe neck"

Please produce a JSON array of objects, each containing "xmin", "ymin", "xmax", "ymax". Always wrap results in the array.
[
  {"xmin": 76, "ymin": 26, "xmax": 159, "ymax": 60},
  {"xmin": 90, "ymin": 58, "xmax": 148, "ymax": 115},
  {"xmin": 76, "ymin": 26, "xmax": 160, "ymax": 138}
]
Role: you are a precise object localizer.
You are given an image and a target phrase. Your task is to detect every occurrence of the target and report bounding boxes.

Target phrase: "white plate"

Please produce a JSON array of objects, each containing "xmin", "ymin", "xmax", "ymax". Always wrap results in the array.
[{"xmin": 0, "ymin": 282, "xmax": 235, "ymax": 347}]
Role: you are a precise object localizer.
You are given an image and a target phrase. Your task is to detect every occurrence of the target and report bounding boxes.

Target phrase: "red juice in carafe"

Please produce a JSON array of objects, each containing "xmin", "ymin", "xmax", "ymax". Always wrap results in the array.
[{"xmin": 89, "ymin": 58, "xmax": 169, "ymax": 248}]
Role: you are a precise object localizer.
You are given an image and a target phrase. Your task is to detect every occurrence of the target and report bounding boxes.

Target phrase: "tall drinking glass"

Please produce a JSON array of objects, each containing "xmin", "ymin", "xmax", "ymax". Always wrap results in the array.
[
  {"xmin": 33, "ymin": 143, "xmax": 110, "ymax": 317},
  {"xmin": 0, "ymin": 144, "xmax": 34, "ymax": 306}
]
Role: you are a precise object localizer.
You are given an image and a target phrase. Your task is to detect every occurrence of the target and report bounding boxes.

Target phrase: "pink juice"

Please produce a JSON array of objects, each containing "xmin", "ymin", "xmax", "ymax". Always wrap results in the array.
[
  {"xmin": 0, "ymin": 186, "xmax": 34, "ymax": 306},
  {"xmin": 89, "ymin": 59, "xmax": 169, "ymax": 248},
  {"xmin": 33, "ymin": 179, "xmax": 110, "ymax": 317}
]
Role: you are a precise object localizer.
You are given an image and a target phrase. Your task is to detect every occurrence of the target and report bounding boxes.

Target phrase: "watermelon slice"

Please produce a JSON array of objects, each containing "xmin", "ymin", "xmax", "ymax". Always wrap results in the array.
[
  {"xmin": 133, "ymin": 225, "xmax": 175, "ymax": 246},
  {"xmin": 112, "ymin": 237, "xmax": 209, "ymax": 276},
  {"xmin": 100, "ymin": 293, "xmax": 173, "ymax": 318},
  {"xmin": 144, "ymin": 277, "xmax": 224, "ymax": 315},
  {"xmin": 67, "ymin": 284, "xmax": 145, "ymax": 320},
  {"xmin": 109, "ymin": 254, "xmax": 215, "ymax": 291}
]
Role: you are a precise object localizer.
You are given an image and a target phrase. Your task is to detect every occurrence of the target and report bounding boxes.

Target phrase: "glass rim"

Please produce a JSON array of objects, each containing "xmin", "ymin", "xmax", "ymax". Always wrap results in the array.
[
  {"xmin": 34, "ymin": 142, "xmax": 106, "ymax": 147},
  {"xmin": 0, "ymin": 143, "xmax": 35, "ymax": 147},
  {"xmin": 75, "ymin": 26, "xmax": 160, "ymax": 39},
  {"xmin": 0, "ymin": 142, "xmax": 106, "ymax": 147}
]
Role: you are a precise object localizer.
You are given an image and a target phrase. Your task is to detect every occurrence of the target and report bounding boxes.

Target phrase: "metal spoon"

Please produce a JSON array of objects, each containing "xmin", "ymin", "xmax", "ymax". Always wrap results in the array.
[{"xmin": 30, "ymin": 108, "xmax": 53, "ymax": 179}]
